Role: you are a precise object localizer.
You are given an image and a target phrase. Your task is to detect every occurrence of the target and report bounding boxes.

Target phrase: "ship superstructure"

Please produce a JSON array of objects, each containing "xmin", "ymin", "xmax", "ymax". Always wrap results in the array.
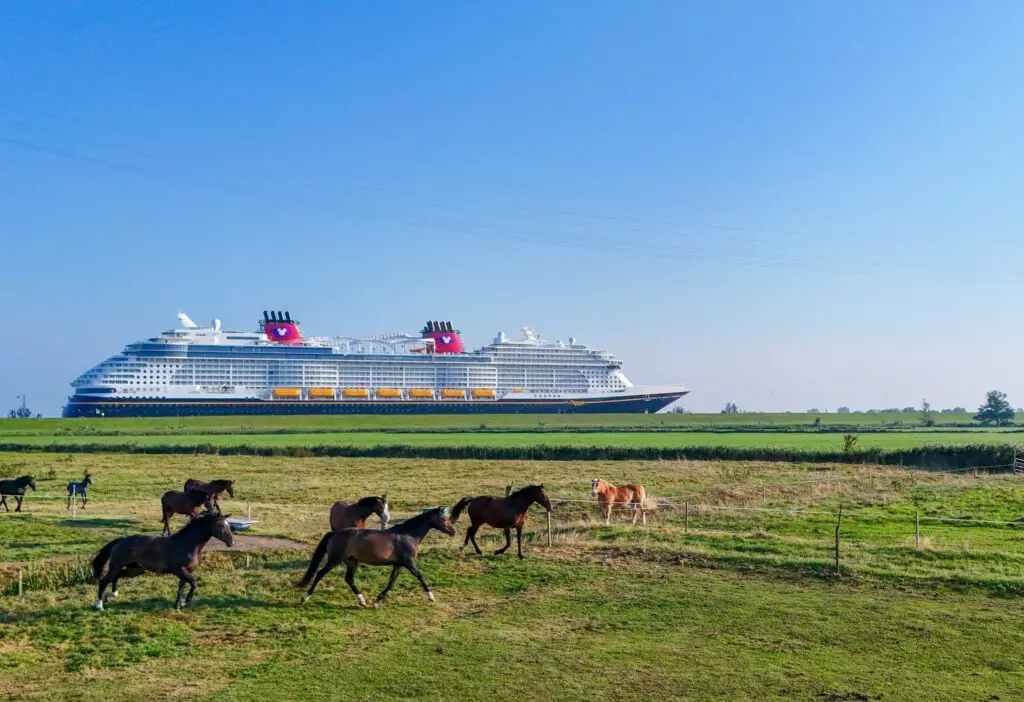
[{"xmin": 63, "ymin": 312, "xmax": 688, "ymax": 417}]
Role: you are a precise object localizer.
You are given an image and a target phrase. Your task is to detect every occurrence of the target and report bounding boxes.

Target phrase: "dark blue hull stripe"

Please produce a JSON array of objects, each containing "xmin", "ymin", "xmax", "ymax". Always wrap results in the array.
[{"xmin": 63, "ymin": 392, "xmax": 688, "ymax": 417}]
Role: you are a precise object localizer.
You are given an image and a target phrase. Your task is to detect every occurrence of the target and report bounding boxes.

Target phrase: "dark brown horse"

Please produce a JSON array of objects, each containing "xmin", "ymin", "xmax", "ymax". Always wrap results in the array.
[
  {"xmin": 298, "ymin": 507, "xmax": 456, "ymax": 608},
  {"xmin": 0, "ymin": 475, "xmax": 36, "ymax": 512},
  {"xmin": 450, "ymin": 484, "xmax": 551, "ymax": 559},
  {"xmin": 183, "ymin": 478, "xmax": 235, "ymax": 513},
  {"xmin": 92, "ymin": 512, "xmax": 234, "ymax": 610},
  {"xmin": 329, "ymin": 495, "xmax": 390, "ymax": 531},
  {"xmin": 161, "ymin": 489, "xmax": 213, "ymax": 535}
]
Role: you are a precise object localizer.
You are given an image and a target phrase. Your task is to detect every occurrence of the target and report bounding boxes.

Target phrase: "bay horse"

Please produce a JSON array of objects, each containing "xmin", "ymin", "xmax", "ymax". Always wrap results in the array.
[
  {"xmin": 450, "ymin": 484, "xmax": 551, "ymax": 559},
  {"xmin": 329, "ymin": 495, "xmax": 390, "ymax": 531},
  {"xmin": 0, "ymin": 475, "xmax": 36, "ymax": 512},
  {"xmin": 92, "ymin": 512, "xmax": 234, "ymax": 610},
  {"xmin": 592, "ymin": 478, "xmax": 647, "ymax": 525},
  {"xmin": 67, "ymin": 472, "xmax": 94, "ymax": 510},
  {"xmin": 161, "ymin": 489, "xmax": 214, "ymax": 535},
  {"xmin": 298, "ymin": 506, "xmax": 455, "ymax": 608},
  {"xmin": 183, "ymin": 478, "xmax": 235, "ymax": 513}
]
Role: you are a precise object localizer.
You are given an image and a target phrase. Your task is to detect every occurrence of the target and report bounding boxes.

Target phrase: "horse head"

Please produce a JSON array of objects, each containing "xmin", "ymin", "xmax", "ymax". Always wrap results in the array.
[
  {"xmin": 26, "ymin": 476, "xmax": 37, "ymax": 491},
  {"xmin": 591, "ymin": 478, "xmax": 604, "ymax": 496},
  {"xmin": 377, "ymin": 494, "xmax": 391, "ymax": 527},
  {"xmin": 83, "ymin": 473, "xmax": 93, "ymax": 486},
  {"xmin": 533, "ymin": 484, "xmax": 552, "ymax": 513},
  {"xmin": 211, "ymin": 513, "xmax": 235, "ymax": 547},
  {"xmin": 223, "ymin": 480, "xmax": 235, "ymax": 498},
  {"xmin": 434, "ymin": 506, "xmax": 456, "ymax": 536}
]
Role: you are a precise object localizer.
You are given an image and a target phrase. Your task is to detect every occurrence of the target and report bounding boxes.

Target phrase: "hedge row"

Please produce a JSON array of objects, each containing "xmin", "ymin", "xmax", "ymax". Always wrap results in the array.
[{"xmin": 0, "ymin": 441, "xmax": 1017, "ymax": 470}]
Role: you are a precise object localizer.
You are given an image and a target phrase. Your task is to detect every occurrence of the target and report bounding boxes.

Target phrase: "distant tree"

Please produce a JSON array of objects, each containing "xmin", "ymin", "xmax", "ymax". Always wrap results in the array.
[
  {"xmin": 920, "ymin": 398, "xmax": 935, "ymax": 427},
  {"xmin": 901, "ymin": 407, "xmax": 916, "ymax": 413},
  {"xmin": 836, "ymin": 407, "xmax": 851, "ymax": 414},
  {"xmin": 842, "ymin": 433, "xmax": 860, "ymax": 453},
  {"xmin": 721, "ymin": 403, "xmax": 739, "ymax": 414},
  {"xmin": 975, "ymin": 391, "xmax": 1015, "ymax": 426},
  {"xmin": 807, "ymin": 408, "xmax": 820, "ymax": 414},
  {"xmin": 953, "ymin": 406, "xmax": 966, "ymax": 413},
  {"xmin": 813, "ymin": 417, "xmax": 822, "ymax": 428}
]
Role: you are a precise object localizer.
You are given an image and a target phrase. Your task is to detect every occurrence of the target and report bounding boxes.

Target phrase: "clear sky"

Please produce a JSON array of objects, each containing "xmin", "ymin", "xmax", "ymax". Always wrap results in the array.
[{"xmin": 2, "ymin": 1, "xmax": 1023, "ymax": 417}]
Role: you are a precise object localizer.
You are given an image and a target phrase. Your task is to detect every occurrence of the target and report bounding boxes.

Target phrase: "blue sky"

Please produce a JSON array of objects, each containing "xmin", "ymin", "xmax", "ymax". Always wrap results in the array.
[{"xmin": 2, "ymin": 1, "xmax": 1023, "ymax": 416}]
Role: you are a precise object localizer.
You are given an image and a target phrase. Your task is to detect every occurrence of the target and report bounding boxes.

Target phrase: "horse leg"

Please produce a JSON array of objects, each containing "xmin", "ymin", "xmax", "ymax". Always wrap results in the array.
[
  {"xmin": 460, "ymin": 523, "xmax": 473, "ymax": 551},
  {"xmin": 468, "ymin": 524, "xmax": 484, "ymax": 555},
  {"xmin": 162, "ymin": 508, "xmax": 172, "ymax": 536},
  {"xmin": 404, "ymin": 562, "xmax": 435, "ymax": 602},
  {"xmin": 175, "ymin": 575, "xmax": 189, "ymax": 610},
  {"xmin": 631, "ymin": 502, "xmax": 639, "ymax": 526},
  {"xmin": 343, "ymin": 559, "xmax": 367, "ymax": 607},
  {"xmin": 301, "ymin": 555, "xmax": 339, "ymax": 604},
  {"xmin": 96, "ymin": 562, "xmax": 123, "ymax": 611},
  {"xmin": 0, "ymin": 496, "xmax": 7, "ymax": 512},
  {"xmin": 516, "ymin": 526, "xmax": 524, "ymax": 559},
  {"xmin": 182, "ymin": 570, "xmax": 199, "ymax": 605},
  {"xmin": 495, "ymin": 527, "xmax": 512, "ymax": 555},
  {"xmin": 374, "ymin": 565, "xmax": 402, "ymax": 607},
  {"xmin": 15, "ymin": 496, "xmax": 23, "ymax": 513},
  {"xmin": 604, "ymin": 501, "xmax": 611, "ymax": 525},
  {"xmin": 82, "ymin": 494, "xmax": 88, "ymax": 510}
]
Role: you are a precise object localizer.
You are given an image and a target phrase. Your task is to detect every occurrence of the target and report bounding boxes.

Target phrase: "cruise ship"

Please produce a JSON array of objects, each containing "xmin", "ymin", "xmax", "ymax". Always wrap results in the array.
[{"xmin": 63, "ymin": 312, "xmax": 688, "ymax": 417}]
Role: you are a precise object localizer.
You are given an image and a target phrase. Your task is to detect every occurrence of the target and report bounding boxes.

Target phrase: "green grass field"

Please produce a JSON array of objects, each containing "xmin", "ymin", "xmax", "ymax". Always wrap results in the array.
[
  {"xmin": 4, "ymin": 428, "xmax": 1023, "ymax": 452},
  {"xmin": 0, "ymin": 410, "xmax": 993, "ymax": 437},
  {"xmin": 3, "ymin": 452, "xmax": 1024, "ymax": 699}
]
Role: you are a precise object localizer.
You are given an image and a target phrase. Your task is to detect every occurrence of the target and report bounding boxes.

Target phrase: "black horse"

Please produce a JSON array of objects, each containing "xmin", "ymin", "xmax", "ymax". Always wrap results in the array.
[
  {"xmin": 92, "ymin": 512, "xmax": 234, "ymax": 610},
  {"xmin": 298, "ymin": 507, "xmax": 456, "ymax": 608},
  {"xmin": 67, "ymin": 473, "xmax": 94, "ymax": 510},
  {"xmin": 0, "ymin": 475, "xmax": 36, "ymax": 512}
]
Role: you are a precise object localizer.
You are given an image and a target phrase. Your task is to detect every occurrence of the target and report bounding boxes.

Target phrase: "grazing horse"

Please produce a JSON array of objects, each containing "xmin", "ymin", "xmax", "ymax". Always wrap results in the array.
[
  {"xmin": 161, "ymin": 489, "xmax": 214, "ymax": 535},
  {"xmin": 183, "ymin": 478, "xmax": 235, "ymax": 513},
  {"xmin": 0, "ymin": 475, "xmax": 36, "ymax": 512},
  {"xmin": 329, "ymin": 495, "xmax": 390, "ymax": 531},
  {"xmin": 298, "ymin": 507, "xmax": 456, "ymax": 607},
  {"xmin": 591, "ymin": 478, "xmax": 647, "ymax": 525},
  {"xmin": 450, "ymin": 484, "xmax": 552, "ymax": 559},
  {"xmin": 92, "ymin": 512, "xmax": 234, "ymax": 610},
  {"xmin": 67, "ymin": 473, "xmax": 94, "ymax": 510}
]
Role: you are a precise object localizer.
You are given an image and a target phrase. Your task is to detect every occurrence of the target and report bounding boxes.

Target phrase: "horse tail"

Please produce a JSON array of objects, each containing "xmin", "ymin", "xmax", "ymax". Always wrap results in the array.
[
  {"xmin": 92, "ymin": 538, "xmax": 121, "ymax": 579},
  {"xmin": 449, "ymin": 496, "xmax": 473, "ymax": 523},
  {"xmin": 297, "ymin": 532, "xmax": 334, "ymax": 588}
]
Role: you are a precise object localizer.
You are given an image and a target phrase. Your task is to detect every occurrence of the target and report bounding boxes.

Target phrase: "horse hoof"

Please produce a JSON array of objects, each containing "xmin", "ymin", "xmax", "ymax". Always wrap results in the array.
[
  {"xmin": 175, "ymin": 600, "xmax": 185, "ymax": 610},
  {"xmin": 373, "ymin": 600, "xmax": 382, "ymax": 609},
  {"xmin": 93, "ymin": 599, "xmax": 105, "ymax": 612},
  {"xmin": 300, "ymin": 594, "xmax": 310, "ymax": 605},
  {"xmin": 356, "ymin": 594, "xmax": 367, "ymax": 607},
  {"xmin": 109, "ymin": 590, "xmax": 119, "ymax": 600},
  {"xmin": 426, "ymin": 591, "xmax": 435, "ymax": 603}
]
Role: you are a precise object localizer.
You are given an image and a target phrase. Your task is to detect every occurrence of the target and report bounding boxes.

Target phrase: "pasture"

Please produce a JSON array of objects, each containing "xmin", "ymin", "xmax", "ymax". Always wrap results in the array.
[
  {"xmin": 0, "ymin": 410, "xmax": 991, "ymax": 437},
  {"xmin": 2, "ymin": 451, "xmax": 1024, "ymax": 700},
  {"xmin": 4, "ymin": 429, "xmax": 1024, "ymax": 452}
]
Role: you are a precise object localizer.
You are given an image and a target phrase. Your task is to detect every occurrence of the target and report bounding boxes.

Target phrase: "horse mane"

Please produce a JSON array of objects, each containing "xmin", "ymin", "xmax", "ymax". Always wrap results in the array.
[
  {"xmin": 388, "ymin": 507, "xmax": 441, "ymax": 534},
  {"xmin": 509, "ymin": 484, "xmax": 543, "ymax": 498},
  {"xmin": 177, "ymin": 512, "xmax": 221, "ymax": 535},
  {"xmin": 355, "ymin": 496, "xmax": 383, "ymax": 508},
  {"xmin": 208, "ymin": 479, "xmax": 233, "ymax": 489},
  {"xmin": 9, "ymin": 475, "xmax": 34, "ymax": 486}
]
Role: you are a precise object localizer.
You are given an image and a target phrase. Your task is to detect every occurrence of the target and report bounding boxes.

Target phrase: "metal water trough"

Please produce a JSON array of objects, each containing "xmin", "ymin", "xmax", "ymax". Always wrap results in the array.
[{"xmin": 227, "ymin": 518, "xmax": 256, "ymax": 533}]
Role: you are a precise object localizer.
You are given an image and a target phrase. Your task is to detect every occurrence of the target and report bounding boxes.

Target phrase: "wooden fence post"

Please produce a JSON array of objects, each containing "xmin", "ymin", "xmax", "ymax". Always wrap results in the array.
[
  {"xmin": 761, "ymin": 484, "xmax": 766, "ymax": 503},
  {"xmin": 834, "ymin": 504, "xmax": 844, "ymax": 575},
  {"xmin": 247, "ymin": 501, "xmax": 252, "ymax": 521},
  {"xmin": 915, "ymin": 511, "xmax": 920, "ymax": 550},
  {"xmin": 71, "ymin": 485, "xmax": 76, "ymax": 519},
  {"xmin": 684, "ymin": 502, "xmax": 689, "ymax": 535},
  {"xmin": 547, "ymin": 510, "xmax": 552, "ymax": 547},
  {"xmin": 18, "ymin": 569, "xmax": 23, "ymax": 597}
]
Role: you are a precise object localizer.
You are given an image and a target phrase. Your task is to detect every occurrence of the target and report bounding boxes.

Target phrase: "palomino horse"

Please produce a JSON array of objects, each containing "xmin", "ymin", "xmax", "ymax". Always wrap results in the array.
[
  {"xmin": 298, "ymin": 507, "xmax": 455, "ymax": 607},
  {"xmin": 161, "ymin": 489, "xmax": 214, "ymax": 535},
  {"xmin": 92, "ymin": 512, "xmax": 234, "ymax": 610},
  {"xmin": 450, "ymin": 484, "xmax": 552, "ymax": 559},
  {"xmin": 329, "ymin": 495, "xmax": 390, "ymax": 531},
  {"xmin": 67, "ymin": 472, "xmax": 93, "ymax": 510},
  {"xmin": 592, "ymin": 478, "xmax": 647, "ymax": 525},
  {"xmin": 183, "ymin": 478, "xmax": 235, "ymax": 513},
  {"xmin": 0, "ymin": 475, "xmax": 36, "ymax": 512}
]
